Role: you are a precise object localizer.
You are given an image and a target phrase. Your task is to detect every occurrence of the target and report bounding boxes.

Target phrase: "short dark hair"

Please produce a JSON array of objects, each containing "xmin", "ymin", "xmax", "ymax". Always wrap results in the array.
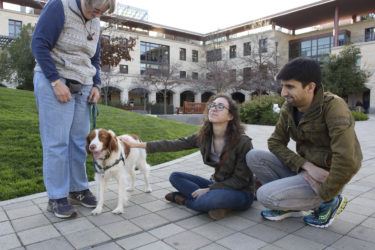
[{"xmin": 277, "ymin": 57, "xmax": 322, "ymax": 91}]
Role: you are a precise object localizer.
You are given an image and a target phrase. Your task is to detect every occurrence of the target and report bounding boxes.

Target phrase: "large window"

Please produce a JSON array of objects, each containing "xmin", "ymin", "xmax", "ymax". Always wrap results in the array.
[
  {"xmin": 180, "ymin": 71, "xmax": 186, "ymax": 79},
  {"xmin": 192, "ymin": 50, "xmax": 198, "ymax": 62},
  {"xmin": 243, "ymin": 67, "xmax": 251, "ymax": 82},
  {"xmin": 259, "ymin": 38, "xmax": 268, "ymax": 53},
  {"xmin": 243, "ymin": 42, "xmax": 251, "ymax": 56},
  {"xmin": 140, "ymin": 41, "xmax": 169, "ymax": 75},
  {"xmin": 365, "ymin": 27, "xmax": 375, "ymax": 42},
  {"xmin": 192, "ymin": 72, "xmax": 198, "ymax": 80},
  {"xmin": 229, "ymin": 45, "xmax": 236, "ymax": 59},
  {"xmin": 119, "ymin": 65, "xmax": 128, "ymax": 74},
  {"xmin": 179, "ymin": 48, "xmax": 186, "ymax": 61},
  {"xmin": 9, "ymin": 20, "xmax": 22, "ymax": 38},
  {"xmin": 206, "ymin": 49, "xmax": 222, "ymax": 62}
]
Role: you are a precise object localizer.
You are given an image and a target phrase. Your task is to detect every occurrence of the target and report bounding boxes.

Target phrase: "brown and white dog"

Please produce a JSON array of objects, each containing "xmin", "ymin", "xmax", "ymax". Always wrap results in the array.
[{"xmin": 86, "ymin": 128, "xmax": 152, "ymax": 215}]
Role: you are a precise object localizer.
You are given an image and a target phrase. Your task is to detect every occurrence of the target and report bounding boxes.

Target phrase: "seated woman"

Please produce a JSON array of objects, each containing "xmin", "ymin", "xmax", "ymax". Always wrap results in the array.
[{"xmin": 121, "ymin": 94, "xmax": 254, "ymax": 220}]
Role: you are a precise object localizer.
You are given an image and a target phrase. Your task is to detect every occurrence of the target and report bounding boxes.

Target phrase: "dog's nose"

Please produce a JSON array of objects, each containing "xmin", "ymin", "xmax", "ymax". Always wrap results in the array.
[{"xmin": 89, "ymin": 144, "xmax": 96, "ymax": 151}]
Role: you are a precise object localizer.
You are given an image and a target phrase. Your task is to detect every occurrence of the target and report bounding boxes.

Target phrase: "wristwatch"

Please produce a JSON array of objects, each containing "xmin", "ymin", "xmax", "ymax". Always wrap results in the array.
[{"xmin": 51, "ymin": 79, "xmax": 59, "ymax": 87}]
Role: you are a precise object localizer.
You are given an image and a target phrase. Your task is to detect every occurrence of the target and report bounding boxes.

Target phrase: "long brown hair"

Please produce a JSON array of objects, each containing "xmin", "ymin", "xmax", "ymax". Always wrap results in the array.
[{"xmin": 198, "ymin": 94, "xmax": 245, "ymax": 153}]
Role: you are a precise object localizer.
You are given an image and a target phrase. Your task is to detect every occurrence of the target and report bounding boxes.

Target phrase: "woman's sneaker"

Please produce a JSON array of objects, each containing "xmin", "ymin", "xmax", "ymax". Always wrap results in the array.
[
  {"xmin": 261, "ymin": 209, "xmax": 309, "ymax": 221},
  {"xmin": 68, "ymin": 189, "xmax": 97, "ymax": 208},
  {"xmin": 303, "ymin": 195, "xmax": 347, "ymax": 228},
  {"xmin": 47, "ymin": 198, "xmax": 77, "ymax": 219}
]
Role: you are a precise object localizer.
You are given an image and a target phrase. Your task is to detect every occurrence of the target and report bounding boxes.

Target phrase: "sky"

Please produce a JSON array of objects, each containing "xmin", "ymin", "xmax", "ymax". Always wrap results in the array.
[{"xmin": 120, "ymin": 0, "xmax": 319, "ymax": 33}]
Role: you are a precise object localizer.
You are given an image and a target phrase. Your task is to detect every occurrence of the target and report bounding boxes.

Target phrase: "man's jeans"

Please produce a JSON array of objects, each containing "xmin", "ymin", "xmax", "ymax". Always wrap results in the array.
[
  {"xmin": 169, "ymin": 172, "xmax": 254, "ymax": 212},
  {"xmin": 246, "ymin": 149, "xmax": 323, "ymax": 211},
  {"xmin": 33, "ymin": 71, "xmax": 91, "ymax": 199}
]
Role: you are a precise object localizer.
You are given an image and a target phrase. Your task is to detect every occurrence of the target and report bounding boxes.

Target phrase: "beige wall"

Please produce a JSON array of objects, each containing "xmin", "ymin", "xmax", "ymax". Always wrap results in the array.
[{"xmin": 0, "ymin": 9, "xmax": 38, "ymax": 36}]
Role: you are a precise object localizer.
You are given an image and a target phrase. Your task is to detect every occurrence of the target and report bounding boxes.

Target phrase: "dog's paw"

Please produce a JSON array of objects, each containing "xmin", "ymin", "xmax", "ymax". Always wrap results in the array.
[
  {"xmin": 112, "ymin": 207, "xmax": 124, "ymax": 214},
  {"xmin": 91, "ymin": 207, "xmax": 103, "ymax": 215},
  {"xmin": 144, "ymin": 187, "xmax": 152, "ymax": 193}
]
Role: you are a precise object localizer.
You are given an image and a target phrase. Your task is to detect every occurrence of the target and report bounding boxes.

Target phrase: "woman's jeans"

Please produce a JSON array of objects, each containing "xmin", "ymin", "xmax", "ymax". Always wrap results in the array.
[
  {"xmin": 169, "ymin": 172, "xmax": 254, "ymax": 212},
  {"xmin": 246, "ymin": 149, "xmax": 324, "ymax": 211},
  {"xmin": 33, "ymin": 71, "xmax": 91, "ymax": 199}
]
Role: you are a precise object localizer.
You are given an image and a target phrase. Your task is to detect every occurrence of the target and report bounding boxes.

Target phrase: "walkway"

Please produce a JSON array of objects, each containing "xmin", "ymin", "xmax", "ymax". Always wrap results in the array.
[{"xmin": 1, "ymin": 116, "xmax": 375, "ymax": 250}]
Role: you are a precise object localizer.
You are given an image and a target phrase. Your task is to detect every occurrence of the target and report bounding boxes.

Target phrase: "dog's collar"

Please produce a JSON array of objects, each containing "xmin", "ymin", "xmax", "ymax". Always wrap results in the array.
[{"xmin": 93, "ymin": 153, "xmax": 125, "ymax": 174}]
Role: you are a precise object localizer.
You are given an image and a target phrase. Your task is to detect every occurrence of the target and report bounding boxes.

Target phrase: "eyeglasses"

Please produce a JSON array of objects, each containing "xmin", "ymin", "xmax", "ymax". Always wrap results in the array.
[{"xmin": 207, "ymin": 103, "xmax": 229, "ymax": 111}]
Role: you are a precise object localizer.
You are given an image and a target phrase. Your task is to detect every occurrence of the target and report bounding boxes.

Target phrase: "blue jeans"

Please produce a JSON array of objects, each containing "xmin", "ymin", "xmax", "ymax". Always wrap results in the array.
[
  {"xmin": 169, "ymin": 172, "xmax": 254, "ymax": 212},
  {"xmin": 33, "ymin": 71, "xmax": 91, "ymax": 199}
]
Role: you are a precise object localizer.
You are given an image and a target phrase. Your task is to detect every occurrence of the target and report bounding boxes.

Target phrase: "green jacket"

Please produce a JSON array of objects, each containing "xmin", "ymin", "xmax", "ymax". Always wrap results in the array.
[
  {"xmin": 146, "ymin": 133, "xmax": 254, "ymax": 195},
  {"xmin": 268, "ymin": 88, "xmax": 362, "ymax": 201}
]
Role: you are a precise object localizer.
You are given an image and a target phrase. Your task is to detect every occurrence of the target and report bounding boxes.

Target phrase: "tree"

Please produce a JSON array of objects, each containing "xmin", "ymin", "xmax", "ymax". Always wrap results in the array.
[
  {"xmin": 0, "ymin": 24, "xmax": 35, "ymax": 90},
  {"xmin": 100, "ymin": 33, "xmax": 136, "ymax": 105},
  {"xmin": 323, "ymin": 45, "xmax": 370, "ymax": 107}
]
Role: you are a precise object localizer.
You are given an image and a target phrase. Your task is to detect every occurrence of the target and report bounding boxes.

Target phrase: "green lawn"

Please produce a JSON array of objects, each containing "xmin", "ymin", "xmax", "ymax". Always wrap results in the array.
[{"xmin": 0, "ymin": 88, "xmax": 199, "ymax": 201}]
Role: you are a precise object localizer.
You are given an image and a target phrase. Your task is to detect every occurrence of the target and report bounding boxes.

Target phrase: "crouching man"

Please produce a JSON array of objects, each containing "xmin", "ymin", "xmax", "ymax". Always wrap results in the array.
[{"xmin": 246, "ymin": 57, "xmax": 362, "ymax": 228}]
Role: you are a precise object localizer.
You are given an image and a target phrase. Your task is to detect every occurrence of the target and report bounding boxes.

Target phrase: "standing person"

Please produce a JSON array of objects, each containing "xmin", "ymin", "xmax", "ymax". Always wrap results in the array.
[
  {"xmin": 121, "ymin": 94, "xmax": 254, "ymax": 220},
  {"xmin": 31, "ymin": 0, "xmax": 116, "ymax": 219},
  {"xmin": 246, "ymin": 57, "xmax": 362, "ymax": 228}
]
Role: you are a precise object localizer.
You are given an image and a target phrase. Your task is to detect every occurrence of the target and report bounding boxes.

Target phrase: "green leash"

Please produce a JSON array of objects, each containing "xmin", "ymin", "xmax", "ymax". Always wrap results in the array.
[{"xmin": 90, "ymin": 103, "xmax": 99, "ymax": 129}]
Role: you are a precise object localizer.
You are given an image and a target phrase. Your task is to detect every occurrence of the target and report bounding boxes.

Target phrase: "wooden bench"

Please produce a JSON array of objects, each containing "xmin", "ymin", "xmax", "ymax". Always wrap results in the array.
[{"xmin": 177, "ymin": 101, "xmax": 207, "ymax": 114}]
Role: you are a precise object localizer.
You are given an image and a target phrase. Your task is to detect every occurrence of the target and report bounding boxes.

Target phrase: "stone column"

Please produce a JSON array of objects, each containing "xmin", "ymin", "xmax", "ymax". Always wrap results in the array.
[
  {"xmin": 120, "ymin": 89, "xmax": 128, "ymax": 104},
  {"xmin": 149, "ymin": 90, "xmax": 157, "ymax": 104},
  {"xmin": 173, "ymin": 91, "xmax": 180, "ymax": 111},
  {"xmin": 195, "ymin": 92, "xmax": 201, "ymax": 103}
]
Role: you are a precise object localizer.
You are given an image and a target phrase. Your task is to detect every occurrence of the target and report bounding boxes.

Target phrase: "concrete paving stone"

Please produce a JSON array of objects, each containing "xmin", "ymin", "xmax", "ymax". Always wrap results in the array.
[
  {"xmin": 64, "ymin": 227, "xmax": 111, "ymax": 249},
  {"xmin": 104, "ymin": 198, "xmax": 135, "ymax": 211},
  {"xmin": 3, "ymin": 201, "xmax": 34, "ymax": 210},
  {"xmin": 0, "ymin": 233, "xmax": 21, "ymax": 249},
  {"xmin": 175, "ymin": 214, "xmax": 211, "ymax": 230},
  {"xmin": 102, "ymin": 190, "xmax": 121, "ymax": 201},
  {"xmin": 259, "ymin": 245, "xmax": 285, "ymax": 250},
  {"xmin": 154, "ymin": 181, "xmax": 173, "ymax": 189},
  {"xmin": 327, "ymin": 218, "xmax": 358, "ymax": 235},
  {"xmin": 344, "ymin": 184, "xmax": 372, "ymax": 193},
  {"xmin": 342, "ymin": 189, "xmax": 364, "ymax": 197},
  {"xmin": 250, "ymin": 201, "xmax": 266, "ymax": 210},
  {"xmin": 91, "ymin": 242, "xmax": 123, "ymax": 250},
  {"xmin": 216, "ymin": 232, "xmax": 267, "ymax": 250},
  {"xmin": 345, "ymin": 200, "xmax": 375, "ymax": 216},
  {"xmin": 149, "ymin": 189, "xmax": 172, "ymax": 200},
  {"xmin": 0, "ymin": 221, "xmax": 14, "ymax": 236},
  {"xmin": 360, "ymin": 217, "xmax": 375, "ymax": 229},
  {"xmin": 273, "ymin": 234, "xmax": 326, "ymax": 250},
  {"xmin": 101, "ymin": 220, "xmax": 142, "ymax": 239},
  {"xmin": 54, "ymin": 217, "xmax": 95, "ymax": 235},
  {"xmin": 0, "ymin": 209, "xmax": 8, "ymax": 222},
  {"xmin": 130, "ymin": 213, "xmax": 169, "ymax": 230},
  {"xmin": 42, "ymin": 211, "xmax": 68, "ymax": 223},
  {"xmin": 87, "ymin": 211, "xmax": 126, "ymax": 226},
  {"xmin": 156, "ymin": 207, "xmax": 193, "ymax": 222},
  {"xmin": 140, "ymin": 200, "xmax": 173, "ymax": 212},
  {"xmin": 164, "ymin": 231, "xmax": 211, "ymax": 250},
  {"xmin": 199, "ymin": 243, "xmax": 230, "ymax": 250},
  {"xmin": 148, "ymin": 223, "xmax": 186, "ymax": 239},
  {"xmin": 116, "ymin": 232, "xmax": 157, "ymax": 249},
  {"xmin": 350, "ymin": 197, "xmax": 375, "ymax": 209},
  {"xmin": 336, "ymin": 210, "xmax": 367, "ymax": 224},
  {"xmin": 237, "ymin": 208, "xmax": 265, "ymax": 223},
  {"xmin": 358, "ymin": 189, "xmax": 375, "ymax": 200},
  {"xmin": 11, "ymin": 214, "xmax": 49, "ymax": 232},
  {"xmin": 120, "ymin": 204, "xmax": 151, "ymax": 220},
  {"xmin": 191, "ymin": 222, "xmax": 235, "ymax": 241},
  {"xmin": 13, "ymin": 247, "xmax": 25, "ymax": 250},
  {"xmin": 129, "ymin": 193, "xmax": 158, "ymax": 205},
  {"xmin": 31, "ymin": 196, "xmax": 48, "ymax": 205},
  {"xmin": 6, "ymin": 205, "xmax": 42, "ymax": 220},
  {"xmin": 293, "ymin": 225, "xmax": 343, "ymax": 246},
  {"xmin": 348, "ymin": 225, "xmax": 375, "ymax": 243},
  {"xmin": 215, "ymin": 215, "xmax": 257, "ymax": 231},
  {"xmin": 242, "ymin": 223, "xmax": 288, "ymax": 243},
  {"xmin": 262, "ymin": 217, "xmax": 306, "ymax": 233},
  {"xmin": 330, "ymin": 235, "xmax": 375, "ymax": 250},
  {"xmin": 25, "ymin": 236, "xmax": 74, "ymax": 250},
  {"xmin": 135, "ymin": 240, "xmax": 175, "ymax": 250},
  {"xmin": 18, "ymin": 225, "xmax": 60, "ymax": 246},
  {"xmin": 145, "ymin": 175, "xmax": 163, "ymax": 184}
]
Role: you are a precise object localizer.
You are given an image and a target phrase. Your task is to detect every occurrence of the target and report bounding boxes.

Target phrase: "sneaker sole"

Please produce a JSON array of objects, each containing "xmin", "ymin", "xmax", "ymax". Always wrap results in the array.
[
  {"xmin": 47, "ymin": 205, "xmax": 77, "ymax": 219},
  {"xmin": 262, "ymin": 210, "xmax": 310, "ymax": 221},
  {"xmin": 306, "ymin": 196, "xmax": 347, "ymax": 228}
]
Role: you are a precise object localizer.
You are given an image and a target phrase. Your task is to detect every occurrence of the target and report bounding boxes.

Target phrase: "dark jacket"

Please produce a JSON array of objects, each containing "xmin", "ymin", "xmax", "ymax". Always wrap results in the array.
[
  {"xmin": 146, "ymin": 133, "xmax": 254, "ymax": 195},
  {"xmin": 268, "ymin": 88, "xmax": 363, "ymax": 201}
]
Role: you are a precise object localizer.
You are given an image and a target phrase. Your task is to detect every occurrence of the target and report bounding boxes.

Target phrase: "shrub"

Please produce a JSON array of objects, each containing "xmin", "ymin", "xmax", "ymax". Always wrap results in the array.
[
  {"xmin": 240, "ymin": 95, "xmax": 285, "ymax": 125},
  {"xmin": 351, "ymin": 110, "xmax": 369, "ymax": 121}
]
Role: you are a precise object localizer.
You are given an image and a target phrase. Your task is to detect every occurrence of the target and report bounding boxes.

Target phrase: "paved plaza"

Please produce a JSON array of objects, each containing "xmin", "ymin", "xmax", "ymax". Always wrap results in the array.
[{"xmin": 1, "ymin": 116, "xmax": 375, "ymax": 250}]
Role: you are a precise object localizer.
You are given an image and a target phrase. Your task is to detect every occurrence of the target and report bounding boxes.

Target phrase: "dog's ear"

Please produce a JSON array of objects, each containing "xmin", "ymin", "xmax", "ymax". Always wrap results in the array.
[
  {"xmin": 109, "ymin": 133, "xmax": 119, "ymax": 152},
  {"xmin": 86, "ymin": 133, "xmax": 92, "ymax": 154}
]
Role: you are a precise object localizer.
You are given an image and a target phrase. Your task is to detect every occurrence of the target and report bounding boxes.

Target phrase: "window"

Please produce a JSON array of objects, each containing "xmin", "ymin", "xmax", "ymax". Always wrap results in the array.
[
  {"xmin": 243, "ymin": 42, "xmax": 251, "ymax": 56},
  {"xmin": 206, "ymin": 49, "xmax": 222, "ymax": 62},
  {"xmin": 8, "ymin": 20, "xmax": 22, "ymax": 38},
  {"xmin": 192, "ymin": 72, "xmax": 198, "ymax": 80},
  {"xmin": 192, "ymin": 50, "xmax": 198, "ymax": 62},
  {"xmin": 206, "ymin": 73, "xmax": 214, "ymax": 80},
  {"xmin": 179, "ymin": 48, "xmax": 186, "ymax": 61},
  {"xmin": 230, "ymin": 69, "xmax": 236, "ymax": 81},
  {"xmin": 259, "ymin": 38, "xmax": 268, "ymax": 53},
  {"xmin": 243, "ymin": 67, "xmax": 251, "ymax": 81},
  {"xmin": 229, "ymin": 45, "xmax": 236, "ymax": 59},
  {"xmin": 140, "ymin": 41, "xmax": 169, "ymax": 75},
  {"xmin": 180, "ymin": 71, "xmax": 186, "ymax": 79},
  {"xmin": 120, "ymin": 65, "xmax": 128, "ymax": 74},
  {"xmin": 365, "ymin": 27, "xmax": 375, "ymax": 42}
]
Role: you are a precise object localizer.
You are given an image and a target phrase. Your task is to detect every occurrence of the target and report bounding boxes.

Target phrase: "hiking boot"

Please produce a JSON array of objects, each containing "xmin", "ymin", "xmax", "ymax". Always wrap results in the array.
[
  {"xmin": 303, "ymin": 195, "xmax": 347, "ymax": 228},
  {"xmin": 68, "ymin": 189, "xmax": 97, "ymax": 208},
  {"xmin": 47, "ymin": 198, "xmax": 77, "ymax": 219},
  {"xmin": 261, "ymin": 209, "xmax": 309, "ymax": 221},
  {"xmin": 208, "ymin": 209, "xmax": 232, "ymax": 220}
]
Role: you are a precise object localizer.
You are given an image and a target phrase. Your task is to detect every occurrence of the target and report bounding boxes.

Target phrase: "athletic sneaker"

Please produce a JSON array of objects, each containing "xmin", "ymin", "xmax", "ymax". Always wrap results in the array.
[
  {"xmin": 303, "ymin": 195, "xmax": 347, "ymax": 228},
  {"xmin": 68, "ymin": 189, "xmax": 97, "ymax": 208},
  {"xmin": 261, "ymin": 209, "xmax": 309, "ymax": 221},
  {"xmin": 47, "ymin": 198, "xmax": 77, "ymax": 219}
]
